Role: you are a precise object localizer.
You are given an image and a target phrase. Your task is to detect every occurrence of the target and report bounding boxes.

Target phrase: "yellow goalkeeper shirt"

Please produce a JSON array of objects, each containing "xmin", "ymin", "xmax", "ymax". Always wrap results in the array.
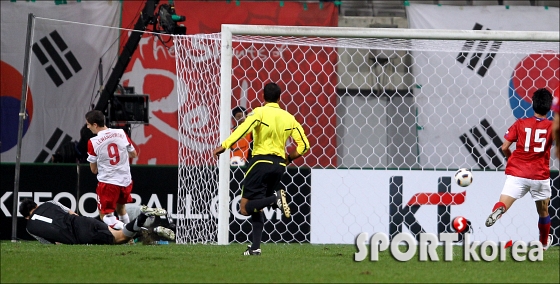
[{"xmin": 221, "ymin": 103, "xmax": 310, "ymax": 159}]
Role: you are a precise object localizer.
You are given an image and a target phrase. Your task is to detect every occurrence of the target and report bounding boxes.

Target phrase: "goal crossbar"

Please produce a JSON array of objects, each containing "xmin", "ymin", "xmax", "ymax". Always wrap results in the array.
[{"xmin": 222, "ymin": 24, "xmax": 560, "ymax": 42}]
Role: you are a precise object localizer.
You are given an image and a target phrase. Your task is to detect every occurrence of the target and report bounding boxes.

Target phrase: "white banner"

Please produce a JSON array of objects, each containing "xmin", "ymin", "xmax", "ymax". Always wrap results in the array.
[
  {"xmin": 311, "ymin": 169, "xmax": 539, "ymax": 244},
  {"xmin": 406, "ymin": 4, "xmax": 559, "ymax": 170},
  {"xmin": 1, "ymin": 1, "xmax": 120, "ymax": 162}
]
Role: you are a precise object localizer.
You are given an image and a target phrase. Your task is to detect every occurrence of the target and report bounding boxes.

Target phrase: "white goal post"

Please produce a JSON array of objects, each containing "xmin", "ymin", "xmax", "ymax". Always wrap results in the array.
[{"xmin": 175, "ymin": 24, "xmax": 559, "ymax": 245}]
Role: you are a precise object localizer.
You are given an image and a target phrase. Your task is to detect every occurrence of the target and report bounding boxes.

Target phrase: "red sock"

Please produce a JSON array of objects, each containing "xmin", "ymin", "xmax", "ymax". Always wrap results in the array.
[
  {"xmin": 538, "ymin": 216, "xmax": 551, "ymax": 246},
  {"xmin": 492, "ymin": 201, "xmax": 506, "ymax": 212}
]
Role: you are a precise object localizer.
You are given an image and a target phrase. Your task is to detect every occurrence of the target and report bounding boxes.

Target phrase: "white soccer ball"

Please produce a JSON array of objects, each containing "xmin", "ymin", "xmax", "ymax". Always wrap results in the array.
[{"xmin": 454, "ymin": 168, "xmax": 473, "ymax": 187}]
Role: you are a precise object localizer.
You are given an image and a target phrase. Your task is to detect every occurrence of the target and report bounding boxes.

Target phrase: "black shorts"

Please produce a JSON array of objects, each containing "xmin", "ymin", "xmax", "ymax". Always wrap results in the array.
[
  {"xmin": 242, "ymin": 155, "xmax": 286, "ymax": 200},
  {"xmin": 73, "ymin": 216, "xmax": 115, "ymax": 244}
]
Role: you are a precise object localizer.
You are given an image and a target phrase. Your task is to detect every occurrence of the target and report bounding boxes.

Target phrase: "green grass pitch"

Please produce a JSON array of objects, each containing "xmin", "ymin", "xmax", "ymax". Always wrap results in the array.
[{"xmin": 1, "ymin": 241, "xmax": 558, "ymax": 283}]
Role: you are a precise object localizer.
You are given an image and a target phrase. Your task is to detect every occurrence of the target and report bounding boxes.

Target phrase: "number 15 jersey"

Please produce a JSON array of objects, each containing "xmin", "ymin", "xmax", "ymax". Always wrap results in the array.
[
  {"xmin": 504, "ymin": 116, "xmax": 552, "ymax": 180},
  {"xmin": 87, "ymin": 128, "xmax": 135, "ymax": 186}
]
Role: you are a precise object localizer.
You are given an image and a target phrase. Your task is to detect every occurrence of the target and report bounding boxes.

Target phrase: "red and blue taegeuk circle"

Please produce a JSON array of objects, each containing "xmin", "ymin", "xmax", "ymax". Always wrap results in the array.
[
  {"xmin": 1, "ymin": 61, "xmax": 33, "ymax": 153},
  {"xmin": 508, "ymin": 53, "xmax": 559, "ymax": 119}
]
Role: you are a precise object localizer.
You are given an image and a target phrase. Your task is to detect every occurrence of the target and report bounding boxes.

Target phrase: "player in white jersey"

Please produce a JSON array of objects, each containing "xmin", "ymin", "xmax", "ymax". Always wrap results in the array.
[{"xmin": 85, "ymin": 110, "xmax": 137, "ymax": 230}]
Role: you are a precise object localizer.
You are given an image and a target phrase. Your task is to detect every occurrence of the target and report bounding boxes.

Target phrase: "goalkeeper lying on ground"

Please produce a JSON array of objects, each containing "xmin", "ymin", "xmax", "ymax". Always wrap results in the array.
[{"xmin": 18, "ymin": 199, "xmax": 175, "ymax": 245}]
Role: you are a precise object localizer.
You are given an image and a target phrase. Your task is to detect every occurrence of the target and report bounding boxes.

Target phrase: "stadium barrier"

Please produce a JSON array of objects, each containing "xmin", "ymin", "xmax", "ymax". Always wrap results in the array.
[{"xmin": 1, "ymin": 164, "xmax": 558, "ymax": 245}]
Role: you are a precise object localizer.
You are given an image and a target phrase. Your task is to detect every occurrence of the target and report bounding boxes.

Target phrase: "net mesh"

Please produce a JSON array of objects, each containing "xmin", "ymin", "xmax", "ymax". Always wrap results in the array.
[
  {"xmin": 175, "ymin": 35, "xmax": 221, "ymax": 243},
  {"xmin": 175, "ymin": 29, "xmax": 559, "ymax": 245}
]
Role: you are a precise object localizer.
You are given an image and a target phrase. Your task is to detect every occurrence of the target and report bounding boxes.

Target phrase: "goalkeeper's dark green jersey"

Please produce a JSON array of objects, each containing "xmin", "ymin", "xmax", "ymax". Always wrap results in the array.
[{"xmin": 222, "ymin": 102, "xmax": 310, "ymax": 159}]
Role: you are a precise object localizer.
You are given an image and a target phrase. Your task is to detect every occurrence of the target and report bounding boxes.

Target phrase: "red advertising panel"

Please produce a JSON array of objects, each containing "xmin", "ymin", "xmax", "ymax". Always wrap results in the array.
[{"xmin": 121, "ymin": 1, "xmax": 338, "ymax": 166}]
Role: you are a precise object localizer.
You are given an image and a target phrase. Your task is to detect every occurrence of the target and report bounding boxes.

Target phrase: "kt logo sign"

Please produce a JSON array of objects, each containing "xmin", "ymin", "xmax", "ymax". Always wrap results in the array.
[{"xmin": 389, "ymin": 176, "xmax": 467, "ymax": 241}]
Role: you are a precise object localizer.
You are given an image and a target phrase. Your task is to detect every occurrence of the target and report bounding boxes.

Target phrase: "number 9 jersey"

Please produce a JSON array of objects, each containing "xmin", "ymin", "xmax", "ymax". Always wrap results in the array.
[
  {"xmin": 87, "ymin": 128, "xmax": 135, "ymax": 186},
  {"xmin": 504, "ymin": 116, "xmax": 552, "ymax": 180}
]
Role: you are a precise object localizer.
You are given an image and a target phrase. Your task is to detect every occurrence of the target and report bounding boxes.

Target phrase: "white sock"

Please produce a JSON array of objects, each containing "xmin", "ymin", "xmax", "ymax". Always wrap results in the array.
[
  {"xmin": 112, "ymin": 220, "xmax": 124, "ymax": 230},
  {"xmin": 103, "ymin": 214, "xmax": 117, "ymax": 226},
  {"xmin": 103, "ymin": 214, "xmax": 124, "ymax": 230},
  {"xmin": 119, "ymin": 213, "xmax": 130, "ymax": 224},
  {"xmin": 143, "ymin": 216, "xmax": 155, "ymax": 228}
]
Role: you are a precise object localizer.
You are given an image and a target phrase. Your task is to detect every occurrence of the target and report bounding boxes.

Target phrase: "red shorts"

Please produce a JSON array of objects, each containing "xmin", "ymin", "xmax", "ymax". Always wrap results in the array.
[{"xmin": 96, "ymin": 181, "xmax": 133, "ymax": 214}]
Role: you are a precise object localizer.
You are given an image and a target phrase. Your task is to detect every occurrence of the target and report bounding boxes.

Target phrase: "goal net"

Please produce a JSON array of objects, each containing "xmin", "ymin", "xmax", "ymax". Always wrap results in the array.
[{"xmin": 175, "ymin": 25, "xmax": 559, "ymax": 245}]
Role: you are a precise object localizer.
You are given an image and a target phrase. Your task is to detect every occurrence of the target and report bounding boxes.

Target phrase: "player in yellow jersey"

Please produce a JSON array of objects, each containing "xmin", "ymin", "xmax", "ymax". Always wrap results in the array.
[{"xmin": 213, "ymin": 82, "xmax": 310, "ymax": 255}]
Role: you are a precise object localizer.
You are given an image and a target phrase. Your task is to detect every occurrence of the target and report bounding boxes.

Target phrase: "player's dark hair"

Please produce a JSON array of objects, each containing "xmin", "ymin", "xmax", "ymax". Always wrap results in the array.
[
  {"xmin": 85, "ymin": 110, "xmax": 105, "ymax": 127},
  {"xmin": 231, "ymin": 106, "xmax": 246, "ymax": 117},
  {"xmin": 19, "ymin": 199, "xmax": 37, "ymax": 218},
  {"xmin": 532, "ymin": 88, "xmax": 552, "ymax": 116},
  {"xmin": 263, "ymin": 82, "xmax": 281, "ymax": 103}
]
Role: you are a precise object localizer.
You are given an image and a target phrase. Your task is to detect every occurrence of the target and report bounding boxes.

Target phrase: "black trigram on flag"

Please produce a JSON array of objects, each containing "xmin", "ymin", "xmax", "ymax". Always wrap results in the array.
[
  {"xmin": 32, "ymin": 30, "xmax": 82, "ymax": 87},
  {"xmin": 459, "ymin": 118, "xmax": 505, "ymax": 169},
  {"xmin": 456, "ymin": 23, "xmax": 502, "ymax": 77},
  {"xmin": 35, "ymin": 128, "xmax": 74, "ymax": 163}
]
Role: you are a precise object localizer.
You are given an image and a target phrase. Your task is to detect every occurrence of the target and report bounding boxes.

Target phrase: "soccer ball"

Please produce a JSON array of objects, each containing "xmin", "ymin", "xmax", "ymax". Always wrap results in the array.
[{"xmin": 454, "ymin": 168, "xmax": 473, "ymax": 187}]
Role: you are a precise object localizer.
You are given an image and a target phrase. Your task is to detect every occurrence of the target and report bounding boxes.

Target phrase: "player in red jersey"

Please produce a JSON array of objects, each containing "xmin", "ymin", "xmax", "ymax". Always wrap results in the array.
[
  {"xmin": 485, "ymin": 88, "xmax": 553, "ymax": 249},
  {"xmin": 85, "ymin": 110, "xmax": 137, "ymax": 230},
  {"xmin": 552, "ymin": 87, "xmax": 560, "ymax": 160}
]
